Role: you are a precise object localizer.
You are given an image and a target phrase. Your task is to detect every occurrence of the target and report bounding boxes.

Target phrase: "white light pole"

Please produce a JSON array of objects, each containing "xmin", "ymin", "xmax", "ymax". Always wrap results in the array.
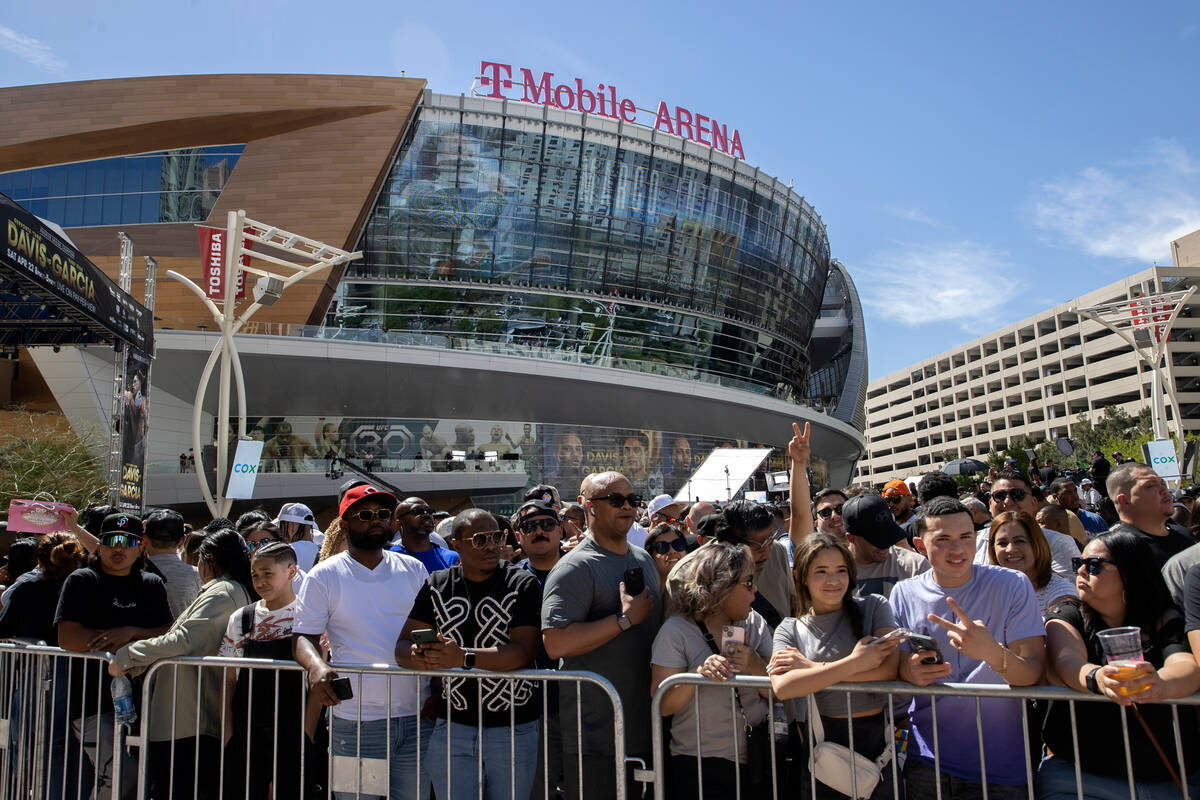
[
  {"xmin": 1070, "ymin": 286, "xmax": 1196, "ymax": 446},
  {"xmin": 170, "ymin": 210, "xmax": 361, "ymax": 517}
]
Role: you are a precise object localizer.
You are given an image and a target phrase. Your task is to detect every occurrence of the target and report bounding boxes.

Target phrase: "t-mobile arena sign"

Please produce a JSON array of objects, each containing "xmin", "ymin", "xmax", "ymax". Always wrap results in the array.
[{"xmin": 477, "ymin": 61, "xmax": 746, "ymax": 161}]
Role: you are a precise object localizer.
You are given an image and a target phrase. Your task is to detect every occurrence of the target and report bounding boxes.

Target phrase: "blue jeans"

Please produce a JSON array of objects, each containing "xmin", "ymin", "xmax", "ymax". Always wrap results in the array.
[
  {"xmin": 1037, "ymin": 754, "xmax": 1200, "ymax": 800},
  {"xmin": 330, "ymin": 715, "xmax": 432, "ymax": 800},
  {"xmin": 426, "ymin": 718, "xmax": 539, "ymax": 800}
]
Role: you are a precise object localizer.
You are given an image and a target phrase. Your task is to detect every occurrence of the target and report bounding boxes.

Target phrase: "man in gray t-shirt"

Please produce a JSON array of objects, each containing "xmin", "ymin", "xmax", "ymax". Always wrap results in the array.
[
  {"xmin": 542, "ymin": 472, "xmax": 661, "ymax": 800},
  {"xmin": 142, "ymin": 509, "xmax": 201, "ymax": 619}
]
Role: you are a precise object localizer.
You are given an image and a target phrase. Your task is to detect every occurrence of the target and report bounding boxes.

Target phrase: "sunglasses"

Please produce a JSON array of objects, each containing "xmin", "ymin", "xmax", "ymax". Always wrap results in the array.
[
  {"xmin": 1072, "ymin": 556, "xmax": 1116, "ymax": 576},
  {"xmin": 650, "ymin": 538, "xmax": 688, "ymax": 555},
  {"xmin": 352, "ymin": 508, "xmax": 393, "ymax": 522},
  {"xmin": 816, "ymin": 504, "xmax": 844, "ymax": 519},
  {"xmin": 883, "ymin": 495, "xmax": 906, "ymax": 506},
  {"xmin": 991, "ymin": 488, "xmax": 1029, "ymax": 504},
  {"xmin": 519, "ymin": 518, "xmax": 559, "ymax": 534},
  {"xmin": 469, "ymin": 531, "xmax": 507, "ymax": 549},
  {"xmin": 590, "ymin": 493, "xmax": 643, "ymax": 509},
  {"xmin": 100, "ymin": 533, "xmax": 141, "ymax": 549},
  {"xmin": 655, "ymin": 514, "xmax": 680, "ymax": 524},
  {"xmin": 246, "ymin": 538, "xmax": 281, "ymax": 551},
  {"xmin": 402, "ymin": 506, "xmax": 434, "ymax": 517}
]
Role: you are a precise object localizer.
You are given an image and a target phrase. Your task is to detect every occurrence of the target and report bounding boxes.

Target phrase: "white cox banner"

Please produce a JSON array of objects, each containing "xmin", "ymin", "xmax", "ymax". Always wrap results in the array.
[
  {"xmin": 225, "ymin": 439, "xmax": 265, "ymax": 499},
  {"xmin": 1145, "ymin": 439, "xmax": 1181, "ymax": 480}
]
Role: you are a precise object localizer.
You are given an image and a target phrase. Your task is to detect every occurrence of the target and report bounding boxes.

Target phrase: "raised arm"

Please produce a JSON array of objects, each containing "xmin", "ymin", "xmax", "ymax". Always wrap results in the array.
[{"xmin": 788, "ymin": 421, "xmax": 813, "ymax": 549}]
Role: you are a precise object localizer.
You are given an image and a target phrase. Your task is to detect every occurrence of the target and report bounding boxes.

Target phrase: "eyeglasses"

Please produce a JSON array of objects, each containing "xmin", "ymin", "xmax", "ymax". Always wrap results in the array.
[
  {"xmin": 519, "ymin": 518, "xmax": 560, "ymax": 534},
  {"xmin": 246, "ymin": 538, "xmax": 281, "ymax": 551},
  {"xmin": 991, "ymin": 488, "xmax": 1029, "ymax": 504},
  {"xmin": 351, "ymin": 508, "xmax": 393, "ymax": 522},
  {"xmin": 883, "ymin": 495, "xmax": 905, "ymax": 506},
  {"xmin": 816, "ymin": 504, "xmax": 844, "ymax": 519},
  {"xmin": 468, "ymin": 531, "xmax": 507, "ymax": 549},
  {"xmin": 655, "ymin": 514, "xmax": 680, "ymax": 524},
  {"xmin": 100, "ymin": 533, "xmax": 141, "ymax": 549},
  {"xmin": 743, "ymin": 535, "xmax": 775, "ymax": 552},
  {"xmin": 590, "ymin": 493, "xmax": 643, "ymax": 509},
  {"xmin": 1072, "ymin": 556, "xmax": 1117, "ymax": 576},
  {"xmin": 402, "ymin": 506, "xmax": 433, "ymax": 517},
  {"xmin": 650, "ymin": 538, "xmax": 688, "ymax": 555}
]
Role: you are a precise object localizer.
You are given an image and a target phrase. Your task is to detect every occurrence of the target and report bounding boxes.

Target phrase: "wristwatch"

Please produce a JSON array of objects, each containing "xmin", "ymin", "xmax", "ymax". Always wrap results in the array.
[
  {"xmin": 462, "ymin": 649, "xmax": 476, "ymax": 669},
  {"xmin": 616, "ymin": 612, "xmax": 633, "ymax": 632},
  {"xmin": 1085, "ymin": 666, "xmax": 1103, "ymax": 694}
]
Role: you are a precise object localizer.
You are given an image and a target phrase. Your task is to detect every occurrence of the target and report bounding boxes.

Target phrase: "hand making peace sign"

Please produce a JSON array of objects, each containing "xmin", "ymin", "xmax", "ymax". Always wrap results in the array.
[
  {"xmin": 788, "ymin": 421, "xmax": 811, "ymax": 465},
  {"xmin": 927, "ymin": 597, "xmax": 1005, "ymax": 665}
]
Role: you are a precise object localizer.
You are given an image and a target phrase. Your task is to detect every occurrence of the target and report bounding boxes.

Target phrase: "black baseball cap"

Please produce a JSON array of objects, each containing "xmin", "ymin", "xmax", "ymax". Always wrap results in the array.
[
  {"xmin": 841, "ymin": 495, "xmax": 906, "ymax": 549},
  {"xmin": 516, "ymin": 500, "xmax": 558, "ymax": 527},
  {"xmin": 100, "ymin": 513, "xmax": 143, "ymax": 538}
]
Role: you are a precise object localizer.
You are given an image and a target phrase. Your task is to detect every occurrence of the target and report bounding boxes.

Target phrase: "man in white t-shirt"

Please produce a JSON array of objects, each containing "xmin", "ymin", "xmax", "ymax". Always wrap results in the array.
[
  {"xmin": 975, "ymin": 471, "xmax": 1078, "ymax": 579},
  {"xmin": 293, "ymin": 485, "xmax": 430, "ymax": 800}
]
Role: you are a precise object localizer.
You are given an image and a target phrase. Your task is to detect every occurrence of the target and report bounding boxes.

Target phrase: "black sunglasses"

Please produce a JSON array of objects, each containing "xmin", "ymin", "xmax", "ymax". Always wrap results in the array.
[
  {"xmin": 402, "ymin": 506, "xmax": 434, "ymax": 517},
  {"xmin": 100, "ymin": 533, "xmax": 141, "ymax": 549},
  {"xmin": 1072, "ymin": 556, "xmax": 1116, "ymax": 576},
  {"xmin": 992, "ymin": 488, "xmax": 1029, "ymax": 504},
  {"xmin": 816, "ymin": 504, "xmax": 844, "ymax": 519},
  {"xmin": 352, "ymin": 508, "xmax": 393, "ymax": 522},
  {"xmin": 883, "ymin": 495, "xmax": 906, "ymax": 506},
  {"xmin": 651, "ymin": 538, "xmax": 688, "ymax": 555},
  {"xmin": 519, "ymin": 518, "xmax": 559, "ymax": 534},
  {"xmin": 469, "ymin": 531, "xmax": 507, "ymax": 549},
  {"xmin": 590, "ymin": 493, "xmax": 643, "ymax": 509}
]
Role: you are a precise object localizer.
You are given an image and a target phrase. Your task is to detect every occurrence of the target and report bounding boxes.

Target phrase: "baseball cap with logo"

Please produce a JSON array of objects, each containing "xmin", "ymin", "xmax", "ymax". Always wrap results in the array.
[
  {"xmin": 882, "ymin": 480, "xmax": 911, "ymax": 497},
  {"xmin": 338, "ymin": 485, "xmax": 398, "ymax": 518},
  {"xmin": 842, "ymin": 495, "xmax": 907, "ymax": 549},
  {"xmin": 100, "ymin": 513, "xmax": 144, "ymax": 538}
]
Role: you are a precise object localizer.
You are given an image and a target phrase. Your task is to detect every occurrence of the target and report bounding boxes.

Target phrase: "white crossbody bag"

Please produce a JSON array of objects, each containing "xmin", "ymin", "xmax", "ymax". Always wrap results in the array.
[{"xmin": 807, "ymin": 695, "xmax": 892, "ymax": 799}]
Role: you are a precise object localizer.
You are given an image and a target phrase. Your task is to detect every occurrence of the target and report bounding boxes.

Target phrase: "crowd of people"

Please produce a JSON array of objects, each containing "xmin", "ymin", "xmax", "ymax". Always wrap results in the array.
[{"xmin": 2, "ymin": 426, "xmax": 1200, "ymax": 800}]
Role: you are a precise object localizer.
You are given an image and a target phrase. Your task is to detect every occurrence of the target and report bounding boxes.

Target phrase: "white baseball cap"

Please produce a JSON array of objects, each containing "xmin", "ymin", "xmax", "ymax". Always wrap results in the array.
[{"xmin": 647, "ymin": 494, "xmax": 681, "ymax": 517}]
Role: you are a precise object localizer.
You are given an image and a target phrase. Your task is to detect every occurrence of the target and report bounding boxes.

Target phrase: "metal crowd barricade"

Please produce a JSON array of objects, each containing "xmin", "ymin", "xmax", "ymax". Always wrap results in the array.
[
  {"xmin": 0, "ymin": 640, "xmax": 131, "ymax": 800},
  {"xmin": 650, "ymin": 674, "xmax": 1200, "ymax": 800},
  {"xmin": 135, "ymin": 655, "xmax": 628, "ymax": 800}
]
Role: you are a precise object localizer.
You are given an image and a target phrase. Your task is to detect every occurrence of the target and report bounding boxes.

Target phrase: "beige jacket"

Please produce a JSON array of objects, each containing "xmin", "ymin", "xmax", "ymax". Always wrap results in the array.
[{"xmin": 115, "ymin": 576, "xmax": 251, "ymax": 742}]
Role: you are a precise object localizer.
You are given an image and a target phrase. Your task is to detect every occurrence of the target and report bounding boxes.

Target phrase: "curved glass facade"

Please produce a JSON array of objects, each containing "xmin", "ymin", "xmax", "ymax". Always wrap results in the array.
[
  {"xmin": 0, "ymin": 145, "xmax": 244, "ymax": 227},
  {"xmin": 338, "ymin": 93, "xmax": 832, "ymax": 401}
]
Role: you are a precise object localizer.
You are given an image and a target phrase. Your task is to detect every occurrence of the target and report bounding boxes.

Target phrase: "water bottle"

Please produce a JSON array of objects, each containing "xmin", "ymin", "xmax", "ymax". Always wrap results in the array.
[{"xmin": 111, "ymin": 675, "xmax": 137, "ymax": 726}]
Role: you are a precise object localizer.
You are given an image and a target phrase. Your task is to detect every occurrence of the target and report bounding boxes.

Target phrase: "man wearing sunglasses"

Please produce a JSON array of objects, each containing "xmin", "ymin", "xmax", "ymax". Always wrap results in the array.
[
  {"xmin": 542, "ymin": 471, "xmax": 660, "ymax": 800},
  {"xmin": 389, "ymin": 495, "xmax": 460, "ymax": 574},
  {"xmin": 293, "ymin": 485, "xmax": 433, "ymax": 800},
  {"xmin": 882, "ymin": 480, "xmax": 916, "ymax": 528},
  {"xmin": 397, "ymin": 508, "xmax": 542, "ymax": 800},
  {"xmin": 976, "ymin": 470, "xmax": 1078, "ymax": 579},
  {"xmin": 646, "ymin": 494, "xmax": 685, "ymax": 527},
  {"xmin": 514, "ymin": 500, "xmax": 565, "ymax": 584}
]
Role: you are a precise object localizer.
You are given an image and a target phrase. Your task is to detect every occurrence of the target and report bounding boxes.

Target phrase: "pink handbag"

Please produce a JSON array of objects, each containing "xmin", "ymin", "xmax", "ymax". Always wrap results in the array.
[{"xmin": 7, "ymin": 496, "xmax": 75, "ymax": 534}]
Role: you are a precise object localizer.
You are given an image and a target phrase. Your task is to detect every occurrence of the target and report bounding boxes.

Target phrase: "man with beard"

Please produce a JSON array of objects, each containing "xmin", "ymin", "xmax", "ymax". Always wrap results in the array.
[
  {"xmin": 542, "ymin": 472, "xmax": 659, "ymax": 800},
  {"xmin": 390, "ymin": 496, "xmax": 459, "ymax": 574},
  {"xmin": 514, "ymin": 499, "xmax": 566, "ymax": 584},
  {"xmin": 293, "ymin": 485, "xmax": 431, "ymax": 800},
  {"xmin": 396, "ymin": 509, "xmax": 541, "ymax": 800}
]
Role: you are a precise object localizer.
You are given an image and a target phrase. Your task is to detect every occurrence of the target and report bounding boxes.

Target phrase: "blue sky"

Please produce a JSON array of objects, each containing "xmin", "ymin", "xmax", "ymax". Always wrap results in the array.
[{"xmin": 3, "ymin": 1, "xmax": 1199, "ymax": 380}]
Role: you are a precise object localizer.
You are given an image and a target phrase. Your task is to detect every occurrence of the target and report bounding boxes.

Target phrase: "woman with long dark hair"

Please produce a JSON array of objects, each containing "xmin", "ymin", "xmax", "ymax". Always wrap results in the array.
[
  {"xmin": 986, "ymin": 511, "xmax": 1077, "ymax": 618},
  {"xmin": 768, "ymin": 532, "xmax": 902, "ymax": 800},
  {"xmin": 109, "ymin": 528, "xmax": 256, "ymax": 800},
  {"xmin": 1041, "ymin": 529, "xmax": 1200, "ymax": 799}
]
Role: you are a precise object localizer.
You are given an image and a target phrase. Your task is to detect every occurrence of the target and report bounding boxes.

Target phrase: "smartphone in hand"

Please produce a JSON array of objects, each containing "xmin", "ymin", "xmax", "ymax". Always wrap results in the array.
[
  {"xmin": 622, "ymin": 568, "xmax": 645, "ymax": 597},
  {"xmin": 908, "ymin": 633, "xmax": 945, "ymax": 665},
  {"xmin": 330, "ymin": 677, "xmax": 354, "ymax": 700},
  {"xmin": 869, "ymin": 628, "xmax": 912, "ymax": 646},
  {"xmin": 411, "ymin": 629, "xmax": 439, "ymax": 646},
  {"xmin": 720, "ymin": 625, "xmax": 747, "ymax": 657}
]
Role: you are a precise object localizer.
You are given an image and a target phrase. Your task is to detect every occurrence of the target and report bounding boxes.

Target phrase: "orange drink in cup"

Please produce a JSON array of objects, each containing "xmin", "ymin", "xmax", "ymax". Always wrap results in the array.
[{"xmin": 1098, "ymin": 627, "xmax": 1152, "ymax": 698}]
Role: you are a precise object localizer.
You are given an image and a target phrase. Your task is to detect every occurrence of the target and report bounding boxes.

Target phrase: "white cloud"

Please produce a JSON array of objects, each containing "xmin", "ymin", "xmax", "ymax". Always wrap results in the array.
[
  {"xmin": 390, "ymin": 24, "xmax": 452, "ymax": 92},
  {"xmin": 858, "ymin": 240, "xmax": 1022, "ymax": 329},
  {"xmin": 1030, "ymin": 139, "xmax": 1200, "ymax": 263},
  {"xmin": 884, "ymin": 206, "xmax": 942, "ymax": 228},
  {"xmin": 0, "ymin": 25, "xmax": 65, "ymax": 73}
]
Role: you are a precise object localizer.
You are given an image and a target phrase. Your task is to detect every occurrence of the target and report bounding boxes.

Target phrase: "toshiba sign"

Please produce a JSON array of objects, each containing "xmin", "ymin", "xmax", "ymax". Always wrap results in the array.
[{"xmin": 477, "ymin": 61, "xmax": 746, "ymax": 161}]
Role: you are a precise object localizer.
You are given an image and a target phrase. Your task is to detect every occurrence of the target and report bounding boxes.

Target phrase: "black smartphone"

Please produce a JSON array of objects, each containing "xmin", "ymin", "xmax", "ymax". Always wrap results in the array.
[
  {"xmin": 330, "ymin": 677, "xmax": 354, "ymax": 701},
  {"xmin": 623, "ymin": 568, "xmax": 645, "ymax": 597},
  {"xmin": 908, "ymin": 633, "xmax": 944, "ymax": 665},
  {"xmin": 411, "ymin": 628, "xmax": 439, "ymax": 646}
]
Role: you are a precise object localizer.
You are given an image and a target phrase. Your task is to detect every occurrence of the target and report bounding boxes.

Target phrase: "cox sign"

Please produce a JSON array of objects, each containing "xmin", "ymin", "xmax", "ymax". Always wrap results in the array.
[
  {"xmin": 225, "ymin": 440, "xmax": 265, "ymax": 499},
  {"xmin": 1144, "ymin": 440, "xmax": 1181, "ymax": 480}
]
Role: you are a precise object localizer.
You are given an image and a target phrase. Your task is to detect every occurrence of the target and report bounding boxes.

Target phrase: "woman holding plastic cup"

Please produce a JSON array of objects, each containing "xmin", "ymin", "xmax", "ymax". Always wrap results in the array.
[{"xmin": 1040, "ymin": 529, "xmax": 1200, "ymax": 799}]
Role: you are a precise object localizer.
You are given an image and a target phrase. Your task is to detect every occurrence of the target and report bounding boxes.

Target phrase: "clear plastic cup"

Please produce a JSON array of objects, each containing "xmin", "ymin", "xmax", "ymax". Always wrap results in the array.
[{"xmin": 1097, "ymin": 626, "xmax": 1152, "ymax": 697}]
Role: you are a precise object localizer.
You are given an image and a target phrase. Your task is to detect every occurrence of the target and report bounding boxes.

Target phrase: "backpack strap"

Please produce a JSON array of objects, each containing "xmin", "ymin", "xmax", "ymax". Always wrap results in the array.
[{"xmin": 239, "ymin": 603, "xmax": 256, "ymax": 638}]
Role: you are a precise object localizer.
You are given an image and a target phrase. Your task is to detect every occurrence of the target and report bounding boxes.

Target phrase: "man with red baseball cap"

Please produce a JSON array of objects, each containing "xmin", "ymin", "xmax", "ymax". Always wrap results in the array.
[{"xmin": 292, "ymin": 484, "xmax": 432, "ymax": 800}]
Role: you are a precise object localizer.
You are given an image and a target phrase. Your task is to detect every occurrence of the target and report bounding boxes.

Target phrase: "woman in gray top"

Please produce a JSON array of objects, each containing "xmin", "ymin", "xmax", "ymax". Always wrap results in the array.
[
  {"xmin": 769, "ymin": 533, "xmax": 901, "ymax": 799},
  {"xmin": 650, "ymin": 541, "xmax": 772, "ymax": 799}
]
